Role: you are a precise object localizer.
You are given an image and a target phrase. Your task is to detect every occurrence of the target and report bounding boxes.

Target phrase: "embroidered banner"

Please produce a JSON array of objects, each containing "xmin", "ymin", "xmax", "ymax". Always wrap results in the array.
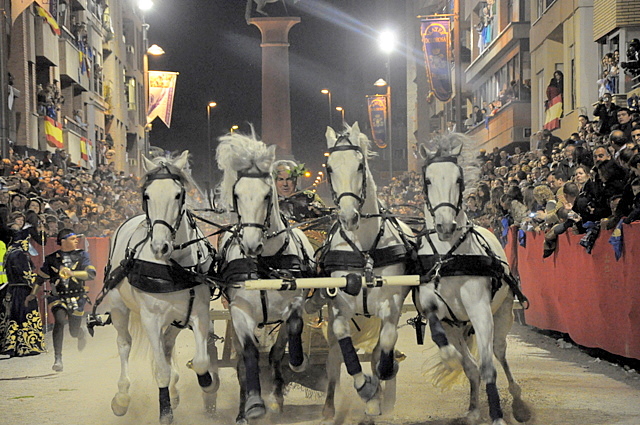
[
  {"xmin": 420, "ymin": 18, "xmax": 452, "ymax": 102},
  {"xmin": 44, "ymin": 116, "xmax": 63, "ymax": 148},
  {"xmin": 147, "ymin": 71, "xmax": 178, "ymax": 128},
  {"xmin": 544, "ymin": 94, "xmax": 563, "ymax": 131},
  {"xmin": 366, "ymin": 95, "xmax": 388, "ymax": 149},
  {"xmin": 35, "ymin": 3, "xmax": 61, "ymax": 36}
]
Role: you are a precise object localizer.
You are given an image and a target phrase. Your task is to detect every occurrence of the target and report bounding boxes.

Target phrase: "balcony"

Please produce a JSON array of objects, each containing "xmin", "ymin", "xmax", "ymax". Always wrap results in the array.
[
  {"xmin": 35, "ymin": 13, "xmax": 60, "ymax": 65},
  {"xmin": 466, "ymin": 22, "xmax": 530, "ymax": 86},
  {"xmin": 59, "ymin": 35, "xmax": 90, "ymax": 91},
  {"xmin": 466, "ymin": 100, "xmax": 531, "ymax": 151}
]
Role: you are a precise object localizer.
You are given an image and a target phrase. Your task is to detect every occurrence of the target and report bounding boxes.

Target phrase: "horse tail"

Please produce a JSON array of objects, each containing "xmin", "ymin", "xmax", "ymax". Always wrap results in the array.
[
  {"xmin": 128, "ymin": 311, "xmax": 152, "ymax": 361},
  {"xmin": 422, "ymin": 332, "xmax": 477, "ymax": 390}
]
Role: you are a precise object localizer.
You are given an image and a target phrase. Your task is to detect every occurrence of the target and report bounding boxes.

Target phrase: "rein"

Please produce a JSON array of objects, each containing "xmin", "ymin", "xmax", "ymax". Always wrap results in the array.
[{"xmin": 232, "ymin": 171, "xmax": 274, "ymax": 235}]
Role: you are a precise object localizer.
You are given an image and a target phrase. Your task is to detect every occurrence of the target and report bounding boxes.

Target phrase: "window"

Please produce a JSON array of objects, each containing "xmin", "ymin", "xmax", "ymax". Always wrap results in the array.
[{"xmin": 125, "ymin": 76, "xmax": 137, "ymax": 110}]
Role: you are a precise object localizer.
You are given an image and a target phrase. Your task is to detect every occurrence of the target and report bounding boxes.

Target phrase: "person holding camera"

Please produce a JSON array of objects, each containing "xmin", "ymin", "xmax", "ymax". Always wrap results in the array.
[{"xmin": 593, "ymin": 93, "xmax": 620, "ymax": 135}]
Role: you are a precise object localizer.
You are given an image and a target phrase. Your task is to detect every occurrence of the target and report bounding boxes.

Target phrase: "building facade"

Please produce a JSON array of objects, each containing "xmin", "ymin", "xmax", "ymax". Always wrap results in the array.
[{"xmin": 4, "ymin": 0, "xmax": 146, "ymax": 175}]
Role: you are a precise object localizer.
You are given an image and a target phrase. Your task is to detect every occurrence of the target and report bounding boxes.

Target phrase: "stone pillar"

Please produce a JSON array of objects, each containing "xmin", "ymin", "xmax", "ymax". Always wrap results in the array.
[{"xmin": 250, "ymin": 17, "xmax": 300, "ymax": 157}]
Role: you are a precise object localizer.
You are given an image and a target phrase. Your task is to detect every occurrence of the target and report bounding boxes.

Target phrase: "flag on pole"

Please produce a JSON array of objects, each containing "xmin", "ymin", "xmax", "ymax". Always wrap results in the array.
[
  {"xmin": 11, "ymin": 0, "xmax": 35, "ymax": 23},
  {"xmin": 147, "ymin": 71, "xmax": 178, "ymax": 128},
  {"xmin": 420, "ymin": 18, "xmax": 453, "ymax": 102},
  {"xmin": 544, "ymin": 94, "xmax": 563, "ymax": 131},
  {"xmin": 35, "ymin": 3, "xmax": 61, "ymax": 36},
  {"xmin": 44, "ymin": 116, "xmax": 63, "ymax": 148},
  {"xmin": 366, "ymin": 95, "xmax": 388, "ymax": 149}
]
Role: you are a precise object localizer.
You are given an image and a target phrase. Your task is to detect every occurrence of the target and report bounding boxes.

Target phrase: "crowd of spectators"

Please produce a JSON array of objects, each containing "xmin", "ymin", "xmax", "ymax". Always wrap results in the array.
[
  {"xmin": 381, "ymin": 99, "xmax": 640, "ymax": 258},
  {"xmin": 0, "ymin": 148, "xmax": 143, "ymax": 241},
  {"xmin": 464, "ymin": 80, "xmax": 532, "ymax": 132}
]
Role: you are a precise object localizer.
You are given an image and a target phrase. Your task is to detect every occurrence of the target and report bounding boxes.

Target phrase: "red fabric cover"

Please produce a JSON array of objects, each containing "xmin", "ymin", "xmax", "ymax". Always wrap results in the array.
[{"xmin": 517, "ymin": 224, "xmax": 640, "ymax": 360}]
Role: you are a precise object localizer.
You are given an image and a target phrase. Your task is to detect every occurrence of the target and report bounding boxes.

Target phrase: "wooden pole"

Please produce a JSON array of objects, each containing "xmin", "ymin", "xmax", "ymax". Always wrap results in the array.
[{"xmin": 244, "ymin": 274, "xmax": 422, "ymax": 291}]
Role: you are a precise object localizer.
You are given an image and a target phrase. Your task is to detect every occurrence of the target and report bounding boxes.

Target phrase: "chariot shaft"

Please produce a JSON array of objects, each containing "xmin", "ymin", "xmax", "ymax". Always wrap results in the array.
[{"xmin": 244, "ymin": 274, "xmax": 422, "ymax": 290}]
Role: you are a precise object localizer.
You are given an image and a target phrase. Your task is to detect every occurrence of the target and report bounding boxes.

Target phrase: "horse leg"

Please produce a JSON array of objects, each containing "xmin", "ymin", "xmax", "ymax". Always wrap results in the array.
[
  {"xmin": 446, "ymin": 323, "xmax": 482, "ymax": 423},
  {"xmin": 287, "ymin": 308, "xmax": 308, "ymax": 372},
  {"xmin": 231, "ymin": 305, "xmax": 266, "ymax": 421},
  {"xmin": 188, "ymin": 301, "xmax": 219, "ymax": 398},
  {"xmin": 267, "ymin": 322, "xmax": 288, "ymax": 413},
  {"xmin": 418, "ymin": 287, "xmax": 462, "ymax": 370},
  {"xmin": 493, "ymin": 295, "xmax": 531, "ymax": 423},
  {"xmin": 162, "ymin": 325, "xmax": 181, "ymax": 409},
  {"xmin": 109, "ymin": 304, "xmax": 132, "ymax": 417},
  {"xmin": 141, "ymin": 314, "xmax": 174, "ymax": 424},
  {"xmin": 462, "ymin": 283, "xmax": 505, "ymax": 425},
  {"xmin": 331, "ymin": 307, "xmax": 380, "ymax": 409},
  {"xmin": 321, "ymin": 323, "xmax": 342, "ymax": 425}
]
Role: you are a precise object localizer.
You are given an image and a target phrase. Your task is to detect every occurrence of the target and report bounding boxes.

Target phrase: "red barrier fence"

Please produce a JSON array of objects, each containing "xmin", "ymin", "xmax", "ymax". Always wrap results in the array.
[
  {"xmin": 32, "ymin": 226, "xmax": 640, "ymax": 360},
  {"xmin": 511, "ymin": 224, "xmax": 640, "ymax": 360}
]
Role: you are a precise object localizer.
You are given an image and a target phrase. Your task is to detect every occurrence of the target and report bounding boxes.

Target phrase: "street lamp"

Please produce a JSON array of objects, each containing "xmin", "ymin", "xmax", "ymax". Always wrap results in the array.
[
  {"xmin": 230, "ymin": 125, "xmax": 239, "ymax": 133},
  {"xmin": 335, "ymin": 106, "xmax": 345, "ymax": 124},
  {"xmin": 206, "ymin": 101, "xmax": 217, "ymax": 184},
  {"xmin": 321, "ymin": 89, "xmax": 333, "ymax": 127},
  {"xmin": 378, "ymin": 29, "xmax": 395, "ymax": 182}
]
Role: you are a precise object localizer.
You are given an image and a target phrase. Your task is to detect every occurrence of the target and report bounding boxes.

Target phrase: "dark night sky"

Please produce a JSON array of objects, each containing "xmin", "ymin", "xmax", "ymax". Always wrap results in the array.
[{"xmin": 145, "ymin": 1, "xmax": 406, "ymax": 189}]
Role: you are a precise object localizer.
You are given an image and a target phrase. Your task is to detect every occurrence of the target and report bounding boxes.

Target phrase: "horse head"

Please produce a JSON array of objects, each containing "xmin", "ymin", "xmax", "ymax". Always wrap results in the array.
[
  {"xmin": 217, "ymin": 131, "xmax": 277, "ymax": 257},
  {"xmin": 420, "ymin": 136, "xmax": 465, "ymax": 241},
  {"xmin": 141, "ymin": 150, "xmax": 189, "ymax": 260},
  {"xmin": 325, "ymin": 122, "xmax": 369, "ymax": 231}
]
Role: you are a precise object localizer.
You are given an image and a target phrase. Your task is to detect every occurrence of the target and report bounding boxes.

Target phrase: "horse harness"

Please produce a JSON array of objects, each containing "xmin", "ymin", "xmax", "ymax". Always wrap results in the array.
[
  {"xmin": 422, "ymin": 155, "xmax": 465, "ymax": 218},
  {"xmin": 217, "ymin": 213, "xmax": 314, "ymax": 328},
  {"xmin": 142, "ymin": 164, "xmax": 187, "ymax": 240},
  {"xmin": 415, "ymin": 223, "xmax": 528, "ymax": 326},
  {"xmin": 325, "ymin": 134, "xmax": 367, "ymax": 209},
  {"xmin": 318, "ymin": 208, "xmax": 414, "ymax": 318}
]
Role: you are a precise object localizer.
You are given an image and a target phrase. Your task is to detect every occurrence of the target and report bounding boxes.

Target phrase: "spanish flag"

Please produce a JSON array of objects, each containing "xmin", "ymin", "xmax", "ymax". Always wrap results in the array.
[
  {"xmin": 544, "ymin": 94, "xmax": 563, "ymax": 131},
  {"xmin": 35, "ymin": 4, "xmax": 61, "ymax": 36},
  {"xmin": 80, "ymin": 137, "xmax": 88, "ymax": 161},
  {"xmin": 44, "ymin": 116, "xmax": 63, "ymax": 148}
]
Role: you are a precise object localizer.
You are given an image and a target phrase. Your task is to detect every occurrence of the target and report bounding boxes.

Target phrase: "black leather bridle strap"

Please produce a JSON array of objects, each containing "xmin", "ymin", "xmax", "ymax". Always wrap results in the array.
[
  {"xmin": 326, "ymin": 138, "xmax": 367, "ymax": 208},
  {"xmin": 422, "ymin": 156, "xmax": 464, "ymax": 218},
  {"xmin": 232, "ymin": 171, "xmax": 273, "ymax": 234}
]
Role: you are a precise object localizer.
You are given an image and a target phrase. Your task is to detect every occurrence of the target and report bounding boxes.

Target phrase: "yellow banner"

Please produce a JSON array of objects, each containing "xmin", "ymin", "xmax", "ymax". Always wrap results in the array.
[{"xmin": 147, "ymin": 71, "xmax": 179, "ymax": 128}]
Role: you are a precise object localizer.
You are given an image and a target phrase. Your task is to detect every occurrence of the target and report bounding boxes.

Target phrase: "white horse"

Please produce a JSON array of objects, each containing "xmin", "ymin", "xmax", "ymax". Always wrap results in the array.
[
  {"xmin": 104, "ymin": 151, "xmax": 219, "ymax": 424},
  {"xmin": 315, "ymin": 122, "xmax": 415, "ymax": 423},
  {"xmin": 415, "ymin": 133, "xmax": 531, "ymax": 425},
  {"xmin": 215, "ymin": 131, "xmax": 316, "ymax": 425}
]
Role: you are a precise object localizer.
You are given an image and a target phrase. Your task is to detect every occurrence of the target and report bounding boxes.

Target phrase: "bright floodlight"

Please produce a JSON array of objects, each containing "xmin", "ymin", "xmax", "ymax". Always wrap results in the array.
[
  {"xmin": 321, "ymin": 89, "xmax": 330, "ymax": 94},
  {"xmin": 374, "ymin": 78, "xmax": 388, "ymax": 87},
  {"xmin": 335, "ymin": 106, "xmax": 343, "ymax": 111},
  {"xmin": 208, "ymin": 101, "xmax": 217, "ymax": 108},
  {"xmin": 379, "ymin": 30, "xmax": 396, "ymax": 53},
  {"xmin": 138, "ymin": 0, "xmax": 153, "ymax": 11}
]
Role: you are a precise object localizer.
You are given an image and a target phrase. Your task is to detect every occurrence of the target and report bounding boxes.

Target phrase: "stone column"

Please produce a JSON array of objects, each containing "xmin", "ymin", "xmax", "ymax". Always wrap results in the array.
[{"xmin": 250, "ymin": 17, "xmax": 300, "ymax": 157}]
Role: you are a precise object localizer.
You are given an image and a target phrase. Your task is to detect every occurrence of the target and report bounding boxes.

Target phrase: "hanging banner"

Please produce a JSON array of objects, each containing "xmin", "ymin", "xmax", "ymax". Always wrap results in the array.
[
  {"xmin": 147, "ymin": 71, "xmax": 178, "ymax": 128},
  {"xmin": 367, "ymin": 95, "xmax": 388, "ymax": 149},
  {"xmin": 35, "ymin": 3, "xmax": 61, "ymax": 36},
  {"xmin": 44, "ymin": 116, "xmax": 63, "ymax": 148},
  {"xmin": 11, "ymin": 0, "xmax": 35, "ymax": 23},
  {"xmin": 420, "ymin": 18, "xmax": 452, "ymax": 102},
  {"xmin": 80, "ymin": 137, "xmax": 89, "ymax": 161},
  {"xmin": 544, "ymin": 94, "xmax": 563, "ymax": 131}
]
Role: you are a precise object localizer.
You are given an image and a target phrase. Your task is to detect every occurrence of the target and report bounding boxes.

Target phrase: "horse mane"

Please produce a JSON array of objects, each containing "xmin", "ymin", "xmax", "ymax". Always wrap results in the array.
[
  {"xmin": 216, "ymin": 129, "xmax": 276, "ymax": 208},
  {"xmin": 341, "ymin": 122, "xmax": 376, "ymax": 161},
  {"xmin": 140, "ymin": 153, "xmax": 190, "ymax": 189},
  {"xmin": 423, "ymin": 132, "xmax": 481, "ymax": 195}
]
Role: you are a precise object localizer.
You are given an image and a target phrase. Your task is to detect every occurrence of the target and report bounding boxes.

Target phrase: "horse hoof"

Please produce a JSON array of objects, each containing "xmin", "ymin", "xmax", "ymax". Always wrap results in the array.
[
  {"xmin": 466, "ymin": 408, "xmax": 481, "ymax": 423},
  {"xmin": 111, "ymin": 393, "xmax": 130, "ymax": 416},
  {"xmin": 159, "ymin": 411, "xmax": 174, "ymax": 425},
  {"xmin": 376, "ymin": 359, "xmax": 399, "ymax": 380},
  {"xmin": 245, "ymin": 394, "xmax": 266, "ymax": 419},
  {"xmin": 170, "ymin": 394, "xmax": 180, "ymax": 409},
  {"xmin": 492, "ymin": 419, "xmax": 508, "ymax": 425},
  {"xmin": 364, "ymin": 398, "xmax": 382, "ymax": 416},
  {"xmin": 355, "ymin": 374, "xmax": 380, "ymax": 402},
  {"xmin": 289, "ymin": 353, "xmax": 309, "ymax": 373},
  {"xmin": 440, "ymin": 344, "xmax": 463, "ymax": 371},
  {"xmin": 512, "ymin": 397, "xmax": 532, "ymax": 423},
  {"xmin": 52, "ymin": 359, "xmax": 63, "ymax": 372},
  {"xmin": 235, "ymin": 417, "xmax": 248, "ymax": 425}
]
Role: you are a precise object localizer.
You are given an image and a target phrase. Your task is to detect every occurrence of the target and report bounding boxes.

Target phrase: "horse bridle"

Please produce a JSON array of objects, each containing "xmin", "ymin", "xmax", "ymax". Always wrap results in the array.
[
  {"xmin": 232, "ymin": 171, "xmax": 273, "ymax": 235},
  {"xmin": 142, "ymin": 165, "xmax": 186, "ymax": 239},
  {"xmin": 326, "ymin": 134, "xmax": 367, "ymax": 209},
  {"xmin": 422, "ymin": 156, "xmax": 465, "ymax": 218}
]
